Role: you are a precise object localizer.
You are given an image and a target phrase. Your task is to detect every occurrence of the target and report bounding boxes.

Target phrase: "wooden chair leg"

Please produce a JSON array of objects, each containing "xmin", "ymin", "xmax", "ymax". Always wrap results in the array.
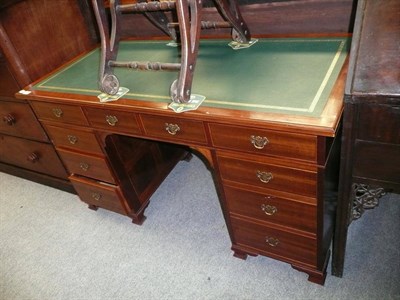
[
  {"xmin": 214, "ymin": 0, "xmax": 251, "ymax": 43},
  {"xmin": 170, "ymin": 0, "xmax": 202, "ymax": 103},
  {"xmin": 92, "ymin": 0, "xmax": 252, "ymax": 103},
  {"xmin": 92, "ymin": 0, "xmax": 121, "ymax": 95}
]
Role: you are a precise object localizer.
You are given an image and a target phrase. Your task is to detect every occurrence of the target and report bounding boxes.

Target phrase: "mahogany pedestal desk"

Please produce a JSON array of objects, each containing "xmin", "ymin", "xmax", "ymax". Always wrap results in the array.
[
  {"xmin": 332, "ymin": 0, "xmax": 400, "ymax": 277},
  {"xmin": 17, "ymin": 37, "xmax": 349, "ymax": 285}
]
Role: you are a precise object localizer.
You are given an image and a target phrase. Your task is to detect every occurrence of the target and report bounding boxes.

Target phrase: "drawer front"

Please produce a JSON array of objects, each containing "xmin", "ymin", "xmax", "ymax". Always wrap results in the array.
[
  {"xmin": 141, "ymin": 114, "xmax": 207, "ymax": 144},
  {"xmin": 0, "ymin": 134, "xmax": 68, "ymax": 179},
  {"xmin": 0, "ymin": 101, "xmax": 48, "ymax": 141},
  {"xmin": 225, "ymin": 186, "xmax": 316, "ymax": 233},
  {"xmin": 31, "ymin": 101, "xmax": 88, "ymax": 126},
  {"xmin": 354, "ymin": 141, "xmax": 400, "ymax": 184},
  {"xmin": 358, "ymin": 103, "xmax": 400, "ymax": 144},
  {"xmin": 58, "ymin": 148, "xmax": 115, "ymax": 184},
  {"xmin": 69, "ymin": 176, "xmax": 127, "ymax": 215},
  {"xmin": 45, "ymin": 124, "xmax": 103, "ymax": 155},
  {"xmin": 218, "ymin": 155, "xmax": 317, "ymax": 198},
  {"xmin": 231, "ymin": 217, "xmax": 317, "ymax": 267},
  {"xmin": 84, "ymin": 107, "xmax": 141, "ymax": 134},
  {"xmin": 209, "ymin": 123, "xmax": 317, "ymax": 161}
]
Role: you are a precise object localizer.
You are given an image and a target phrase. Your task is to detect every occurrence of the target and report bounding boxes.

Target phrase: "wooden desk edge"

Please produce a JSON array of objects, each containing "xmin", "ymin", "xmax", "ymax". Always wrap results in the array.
[{"xmin": 16, "ymin": 40, "xmax": 348, "ymax": 138}]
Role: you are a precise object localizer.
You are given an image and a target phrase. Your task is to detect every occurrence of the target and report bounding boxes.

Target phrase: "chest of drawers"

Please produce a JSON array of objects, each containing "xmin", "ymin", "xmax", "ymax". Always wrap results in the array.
[
  {"xmin": 32, "ymin": 101, "xmax": 187, "ymax": 224},
  {"xmin": 332, "ymin": 0, "xmax": 400, "ymax": 277},
  {"xmin": 210, "ymin": 121, "xmax": 340, "ymax": 284},
  {"xmin": 0, "ymin": 49, "xmax": 74, "ymax": 192}
]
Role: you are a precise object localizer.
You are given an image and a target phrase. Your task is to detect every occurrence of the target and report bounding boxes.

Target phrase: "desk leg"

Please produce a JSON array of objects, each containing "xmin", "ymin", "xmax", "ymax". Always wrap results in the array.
[
  {"xmin": 333, "ymin": 182, "xmax": 386, "ymax": 277},
  {"xmin": 332, "ymin": 103, "xmax": 355, "ymax": 277},
  {"xmin": 332, "ymin": 182, "xmax": 356, "ymax": 277}
]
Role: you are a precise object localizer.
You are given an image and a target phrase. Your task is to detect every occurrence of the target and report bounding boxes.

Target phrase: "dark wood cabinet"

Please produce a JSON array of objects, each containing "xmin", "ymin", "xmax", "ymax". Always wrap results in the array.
[
  {"xmin": 332, "ymin": 0, "xmax": 400, "ymax": 277},
  {"xmin": 0, "ymin": 0, "xmax": 98, "ymax": 191},
  {"xmin": 0, "ymin": 52, "xmax": 73, "ymax": 191}
]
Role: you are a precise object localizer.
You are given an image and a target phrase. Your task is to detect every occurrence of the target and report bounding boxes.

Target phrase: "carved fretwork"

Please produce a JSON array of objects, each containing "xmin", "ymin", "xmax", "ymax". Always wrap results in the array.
[{"xmin": 351, "ymin": 183, "xmax": 385, "ymax": 221}]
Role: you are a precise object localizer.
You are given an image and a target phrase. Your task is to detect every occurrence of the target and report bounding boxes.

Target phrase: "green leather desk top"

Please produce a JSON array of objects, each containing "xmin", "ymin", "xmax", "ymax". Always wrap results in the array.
[{"xmin": 33, "ymin": 37, "xmax": 349, "ymax": 117}]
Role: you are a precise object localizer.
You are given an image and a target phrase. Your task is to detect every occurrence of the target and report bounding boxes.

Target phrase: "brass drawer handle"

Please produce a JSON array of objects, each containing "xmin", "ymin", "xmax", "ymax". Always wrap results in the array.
[
  {"xmin": 261, "ymin": 204, "xmax": 277, "ymax": 216},
  {"xmin": 3, "ymin": 113, "xmax": 16, "ymax": 126},
  {"xmin": 67, "ymin": 135, "xmax": 78, "ymax": 144},
  {"xmin": 250, "ymin": 135, "xmax": 269, "ymax": 149},
  {"xmin": 256, "ymin": 170, "xmax": 273, "ymax": 183},
  {"xmin": 27, "ymin": 152, "xmax": 39, "ymax": 163},
  {"xmin": 106, "ymin": 115, "xmax": 118, "ymax": 126},
  {"xmin": 79, "ymin": 162, "xmax": 90, "ymax": 171},
  {"xmin": 165, "ymin": 123, "xmax": 180, "ymax": 135},
  {"xmin": 91, "ymin": 192, "xmax": 102, "ymax": 201},
  {"xmin": 52, "ymin": 108, "xmax": 63, "ymax": 118},
  {"xmin": 266, "ymin": 236, "xmax": 280, "ymax": 247}
]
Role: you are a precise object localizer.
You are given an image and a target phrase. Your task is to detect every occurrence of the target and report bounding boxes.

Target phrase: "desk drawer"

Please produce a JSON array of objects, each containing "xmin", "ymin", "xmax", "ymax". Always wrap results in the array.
[
  {"xmin": 31, "ymin": 101, "xmax": 88, "ymax": 126},
  {"xmin": 0, "ymin": 134, "xmax": 68, "ymax": 179},
  {"xmin": 358, "ymin": 103, "xmax": 400, "ymax": 144},
  {"xmin": 45, "ymin": 124, "xmax": 103, "ymax": 155},
  {"xmin": 225, "ymin": 186, "xmax": 316, "ymax": 233},
  {"xmin": 58, "ymin": 148, "xmax": 115, "ymax": 184},
  {"xmin": 231, "ymin": 217, "xmax": 317, "ymax": 267},
  {"xmin": 141, "ymin": 114, "xmax": 207, "ymax": 144},
  {"xmin": 0, "ymin": 101, "xmax": 48, "ymax": 141},
  {"xmin": 70, "ymin": 176, "xmax": 127, "ymax": 215},
  {"xmin": 209, "ymin": 123, "xmax": 317, "ymax": 161},
  {"xmin": 84, "ymin": 107, "xmax": 141, "ymax": 134},
  {"xmin": 218, "ymin": 154, "xmax": 317, "ymax": 198},
  {"xmin": 354, "ymin": 141, "xmax": 400, "ymax": 184}
]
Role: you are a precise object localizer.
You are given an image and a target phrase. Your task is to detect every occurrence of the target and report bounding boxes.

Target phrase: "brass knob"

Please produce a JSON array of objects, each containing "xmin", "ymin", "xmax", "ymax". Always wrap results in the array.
[
  {"xmin": 266, "ymin": 237, "xmax": 279, "ymax": 247},
  {"xmin": 27, "ymin": 152, "xmax": 39, "ymax": 163},
  {"xmin": 52, "ymin": 108, "xmax": 63, "ymax": 118},
  {"xmin": 91, "ymin": 192, "xmax": 102, "ymax": 201},
  {"xmin": 256, "ymin": 170, "xmax": 273, "ymax": 183},
  {"xmin": 67, "ymin": 135, "xmax": 78, "ymax": 144},
  {"xmin": 165, "ymin": 123, "xmax": 180, "ymax": 135},
  {"xmin": 250, "ymin": 135, "xmax": 269, "ymax": 149},
  {"xmin": 3, "ymin": 113, "xmax": 16, "ymax": 126},
  {"xmin": 79, "ymin": 162, "xmax": 90, "ymax": 171},
  {"xmin": 261, "ymin": 204, "xmax": 277, "ymax": 216},
  {"xmin": 106, "ymin": 115, "xmax": 118, "ymax": 126}
]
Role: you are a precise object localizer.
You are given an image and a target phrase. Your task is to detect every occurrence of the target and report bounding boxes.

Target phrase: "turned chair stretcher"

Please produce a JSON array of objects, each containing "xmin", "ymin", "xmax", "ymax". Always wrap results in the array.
[{"xmin": 92, "ymin": 0, "xmax": 252, "ymax": 103}]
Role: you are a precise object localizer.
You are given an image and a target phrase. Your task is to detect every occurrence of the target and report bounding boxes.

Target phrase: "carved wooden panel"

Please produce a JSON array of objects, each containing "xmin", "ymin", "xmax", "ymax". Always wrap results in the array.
[{"xmin": 0, "ymin": 0, "xmax": 97, "ymax": 85}]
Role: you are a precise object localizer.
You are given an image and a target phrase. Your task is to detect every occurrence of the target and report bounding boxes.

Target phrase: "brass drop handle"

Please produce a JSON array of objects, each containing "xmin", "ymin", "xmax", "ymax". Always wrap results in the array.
[
  {"xmin": 165, "ymin": 123, "xmax": 180, "ymax": 135},
  {"xmin": 3, "ymin": 113, "xmax": 16, "ymax": 126},
  {"xmin": 67, "ymin": 135, "xmax": 78, "ymax": 144},
  {"xmin": 27, "ymin": 152, "xmax": 39, "ymax": 163},
  {"xmin": 256, "ymin": 170, "xmax": 273, "ymax": 183},
  {"xmin": 250, "ymin": 135, "xmax": 269, "ymax": 149},
  {"xmin": 266, "ymin": 237, "xmax": 280, "ymax": 247},
  {"xmin": 106, "ymin": 115, "xmax": 118, "ymax": 126},
  {"xmin": 261, "ymin": 204, "xmax": 277, "ymax": 216},
  {"xmin": 91, "ymin": 192, "xmax": 102, "ymax": 201},
  {"xmin": 79, "ymin": 162, "xmax": 90, "ymax": 171},
  {"xmin": 52, "ymin": 108, "xmax": 63, "ymax": 118}
]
